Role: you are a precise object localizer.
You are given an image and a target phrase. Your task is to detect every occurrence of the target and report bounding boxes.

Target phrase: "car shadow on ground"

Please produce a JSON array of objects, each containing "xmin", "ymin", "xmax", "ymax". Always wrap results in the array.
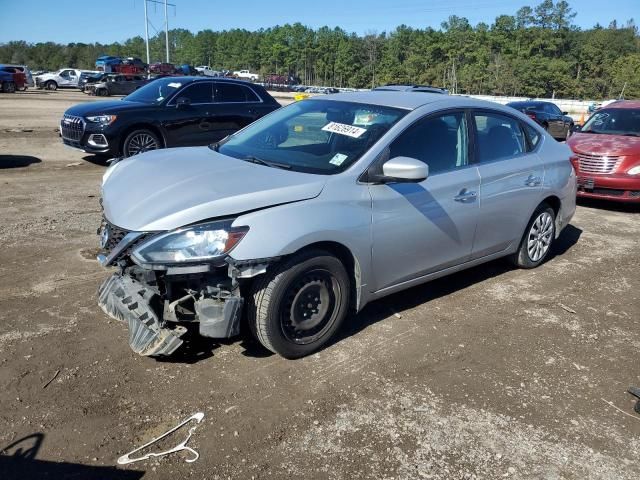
[
  {"xmin": 577, "ymin": 197, "xmax": 640, "ymax": 214},
  {"xmin": 0, "ymin": 433, "xmax": 143, "ymax": 480},
  {"xmin": 0, "ymin": 155, "xmax": 41, "ymax": 168},
  {"xmin": 333, "ymin": 223, "xmax": 583, "ymax": 350}
]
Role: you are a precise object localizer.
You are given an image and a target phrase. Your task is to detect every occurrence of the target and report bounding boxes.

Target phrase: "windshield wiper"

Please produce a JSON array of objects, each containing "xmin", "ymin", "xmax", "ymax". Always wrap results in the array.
[{"xmin": 242, "ymin": 155, "xmax": 292, "ymax": 170}]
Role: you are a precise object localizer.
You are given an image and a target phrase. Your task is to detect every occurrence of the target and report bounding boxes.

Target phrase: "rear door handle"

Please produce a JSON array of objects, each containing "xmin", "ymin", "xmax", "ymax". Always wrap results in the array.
[
  {"xmin": 525, "ymin": 175, "xmax": 542, "ymax": 187},
  {"xmin": 453, "ymin": 189, "xmax": 477, "ymax": 203}
]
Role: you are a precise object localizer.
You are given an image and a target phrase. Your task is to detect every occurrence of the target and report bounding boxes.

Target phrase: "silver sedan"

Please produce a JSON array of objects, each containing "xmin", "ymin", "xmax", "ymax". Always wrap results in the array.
[{"xmin": 97, "ymin": 91, "xmax": 577, "ymax": 359}]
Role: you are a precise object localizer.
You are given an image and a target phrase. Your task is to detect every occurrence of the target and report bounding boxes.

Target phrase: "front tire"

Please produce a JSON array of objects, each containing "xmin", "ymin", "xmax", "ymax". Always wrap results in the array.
[
  {"xmin": 2, "ymin": 81, "xmax": 16, "ymax": 93},
  {"xmin": 122, "ymin": 129, "xmax": 160, "ymax": 157},
  {"xmin": 509, "ymin": 204, "xmax": 556, "ymax": 269},
  {"xmin": 246, "ymin": 249, "xmax": 351, "ymax": 359},
  {"xmin": 46, "ymin": 81, "xmax": 57, "ymax": 91}
]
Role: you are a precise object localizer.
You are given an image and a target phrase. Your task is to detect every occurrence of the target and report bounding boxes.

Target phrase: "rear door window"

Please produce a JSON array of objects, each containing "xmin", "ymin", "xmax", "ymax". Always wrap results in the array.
[
  {"xmin": 178, "ymin": 82, "xmax": 214, "ymax": 104},
  {"xmin": 216, "ymin": 83, "xmax": 253, "ymax": 103},
  {"xmin": 473, "ymin": 112, "xmax": 527, "ymax": 163}
]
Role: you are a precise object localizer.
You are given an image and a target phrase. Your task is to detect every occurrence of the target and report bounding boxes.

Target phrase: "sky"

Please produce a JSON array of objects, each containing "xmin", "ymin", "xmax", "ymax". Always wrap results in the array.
[{"xmin": 0, "ymin": 0, "xmax": 637, "ymax": 44}]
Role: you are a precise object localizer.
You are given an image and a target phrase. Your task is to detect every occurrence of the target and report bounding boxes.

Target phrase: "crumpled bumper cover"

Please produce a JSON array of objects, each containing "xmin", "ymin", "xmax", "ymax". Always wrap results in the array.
[{"xmin": 98, "ymin": 274, "xmax": 185, "ymax": 356}]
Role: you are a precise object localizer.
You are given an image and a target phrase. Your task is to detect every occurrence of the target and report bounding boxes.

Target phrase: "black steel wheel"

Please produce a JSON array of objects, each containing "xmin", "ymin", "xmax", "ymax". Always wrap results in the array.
[
  {"xmin": 246, "ymin": 249, "xmax": 351, "ymax": 359},
  {"xmin": 280, "ymin": 268, "xmax": 340, "ymax": 345},
  {"xmin": 122, "ymin": 129, "xmax": 160, "ymax": 157}
]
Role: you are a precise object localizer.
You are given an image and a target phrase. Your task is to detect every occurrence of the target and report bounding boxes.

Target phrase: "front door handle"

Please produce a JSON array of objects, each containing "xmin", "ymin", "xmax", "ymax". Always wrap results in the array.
[
  {"xmin": 525, "ymin": 175, "xmax": 542, "ymax": 187},
  {"xmin": 453, "ymin": 189, "xmax": 477, "ymax": 203}
]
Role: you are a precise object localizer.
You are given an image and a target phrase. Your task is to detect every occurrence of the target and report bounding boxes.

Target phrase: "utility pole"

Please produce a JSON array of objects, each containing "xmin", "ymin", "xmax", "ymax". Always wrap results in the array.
[
  {"xmin": 164, "ymin": 0, "xmax": 169, "ymax": 63},
  {"xmin": 143, "ymin": 0, "xmax": 150, "ymax": 65},
  {"xmin": 142, "ymin": 0, "xmax": 175, "ymax": 64}
]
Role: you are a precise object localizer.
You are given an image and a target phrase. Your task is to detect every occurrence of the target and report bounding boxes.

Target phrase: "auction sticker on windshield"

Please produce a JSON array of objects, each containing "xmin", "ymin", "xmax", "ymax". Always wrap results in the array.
[{"xmin": 322, "ymin": 122, "xmax": 367, "ymax": 138}]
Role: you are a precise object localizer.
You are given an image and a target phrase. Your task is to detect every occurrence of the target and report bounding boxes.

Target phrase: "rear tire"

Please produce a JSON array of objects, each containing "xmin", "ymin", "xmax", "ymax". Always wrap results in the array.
[
  {"xmin": 122, "ymin": 129, "xmax": 161, "ymax": 157},
  {"xmin": 46, "ymin": 81, "xmax": 57, "ymax": 91},
  {"xmin": 246, "ymin": 249, "xmax": 351, "ymax": 359},
  {"xmin": 509, "ymin": 203, "xmax": 556, "ymax": 269}
]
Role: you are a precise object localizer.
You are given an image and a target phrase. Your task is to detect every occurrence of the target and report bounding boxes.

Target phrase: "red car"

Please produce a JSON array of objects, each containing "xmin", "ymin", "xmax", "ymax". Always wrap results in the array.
[{"xmin": 567, "ymin": 101, "xmax": 640, "ymax": 203}]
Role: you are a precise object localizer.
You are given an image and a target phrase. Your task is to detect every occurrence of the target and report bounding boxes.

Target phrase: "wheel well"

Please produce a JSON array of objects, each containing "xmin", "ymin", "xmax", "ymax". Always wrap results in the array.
[
  {"xmin": 541, "ymin": 195, "xmax": 561, "ymax": 216},
  {"xmin": 295, "ymin": 241, "xmax": 361, "ymax": 312},
  {"xmin": 119, "ymin": 124, "xmax": 165, "ymax": 154}
]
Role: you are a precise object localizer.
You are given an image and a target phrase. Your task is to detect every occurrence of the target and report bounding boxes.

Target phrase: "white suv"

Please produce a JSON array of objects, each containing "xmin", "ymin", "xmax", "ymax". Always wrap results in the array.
[{"xmin": 36, "ymin": 69, "xmax": 98, "ymax": 90}]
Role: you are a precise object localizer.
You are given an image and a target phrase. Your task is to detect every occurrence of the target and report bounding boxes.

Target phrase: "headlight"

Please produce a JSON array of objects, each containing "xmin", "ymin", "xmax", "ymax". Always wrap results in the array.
[
  {"xmin": 86, "ymin": 114, "xmax": 117, "ymax": 125},
  {"xmin": 628, "ymin": 165, "xmax": 640, "ymax": 175},
  {"xmin": 131, "ymin": 221, "xmax": 248, "ymax": 265}
]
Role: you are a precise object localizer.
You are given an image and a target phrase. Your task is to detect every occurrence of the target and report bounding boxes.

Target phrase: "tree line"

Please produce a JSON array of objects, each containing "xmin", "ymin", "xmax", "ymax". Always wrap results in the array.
[{"xmin": 1, "ymin": 0, "xmax": 639, "ymax": 99}]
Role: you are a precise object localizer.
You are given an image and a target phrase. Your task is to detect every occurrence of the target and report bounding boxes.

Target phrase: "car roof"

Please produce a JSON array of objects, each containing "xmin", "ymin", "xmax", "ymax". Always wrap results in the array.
[
  {"xmin": 310, "ymin": 91, "xmax": 516, "ymax": 111},
  {"xmin": 373, "ymin": 84, "xmax": 447, "ymax": 94},
  {"xmin": 507, "ymin": 100, "xmax": 548, "ymax": 107},
  {"xmin": 166, "ymin": 76, "xmax": 257, "ymax": 86},
  {"xmin": 602, "ymin": 100, "xmax": 640, "ymax": 110}
]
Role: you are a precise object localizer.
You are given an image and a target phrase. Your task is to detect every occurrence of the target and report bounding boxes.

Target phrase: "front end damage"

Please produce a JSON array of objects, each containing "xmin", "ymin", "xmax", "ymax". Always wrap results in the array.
[{"xmin": 96, "ymin": 218, "xmax": 268, "ymax": 356}]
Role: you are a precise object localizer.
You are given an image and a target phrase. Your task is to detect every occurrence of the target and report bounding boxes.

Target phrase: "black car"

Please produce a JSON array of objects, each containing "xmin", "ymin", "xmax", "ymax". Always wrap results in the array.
[
  {"xmin": 90, "ymin": 74, "xmax": 147, "ymax": 96},
  {"xmin": 506, "ymin": 101, "xmax": 574, "ymax": 140},
  {"xmin": 60, "ymin": 77, "xmax": 281, "ymax": 157}
]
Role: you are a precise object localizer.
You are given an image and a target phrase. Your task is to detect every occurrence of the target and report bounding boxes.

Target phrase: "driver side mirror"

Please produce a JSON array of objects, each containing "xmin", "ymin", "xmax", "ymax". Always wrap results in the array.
[
  {"xmin": 369, "ymin": 156, "xmax": 428, "ymax": 183},
  {"xmin": 176, "ymin": 97, "xmax": 191, "ymax": 109},
  {"xmin": 569, "ymin": 124, "xmax": 582, "ymax": 137},
  {"xmin": 562, "ymin": 111, "xmax": 569, "ymax": 115}
]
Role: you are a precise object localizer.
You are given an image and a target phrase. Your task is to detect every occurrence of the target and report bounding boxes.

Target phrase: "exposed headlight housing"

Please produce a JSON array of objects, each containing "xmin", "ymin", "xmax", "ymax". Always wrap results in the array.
[
  {"xmin": 131, "ymin": 221, "xmax": 248, "ymax": 266},
  {"xmin": 628, "ymin": 165, "xmax": 640, "ymax": 175},
  {"xmin": 86, "ymin": 114, "xmax": 117, "ymax": 125}
]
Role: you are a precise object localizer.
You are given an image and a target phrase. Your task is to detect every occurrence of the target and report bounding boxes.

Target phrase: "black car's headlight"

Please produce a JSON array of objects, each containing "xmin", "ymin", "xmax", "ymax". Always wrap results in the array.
[
  {"xmin": 131, "ymin": 221, "xmax": 248, "ymax": 265},
  {"xmin": 86, "ymin": 115, "xmax": 117, "ymax": 125}
]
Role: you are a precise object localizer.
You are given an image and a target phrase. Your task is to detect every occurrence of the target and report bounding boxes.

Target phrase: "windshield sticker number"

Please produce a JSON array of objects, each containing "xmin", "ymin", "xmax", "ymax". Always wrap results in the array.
[
  {"xmin": 329, "ymin": 153, "xmax": 348, "ymax": 166},
  {"xmin": 322, "ymin": 122, "xmax": 367, "ymax": 138}
]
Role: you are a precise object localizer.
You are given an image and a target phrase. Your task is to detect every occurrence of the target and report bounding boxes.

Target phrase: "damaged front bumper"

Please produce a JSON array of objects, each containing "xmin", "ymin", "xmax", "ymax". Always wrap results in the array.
[{"xmin": 97, "ymin": 265, "xmax": 244, "ymax": 357}]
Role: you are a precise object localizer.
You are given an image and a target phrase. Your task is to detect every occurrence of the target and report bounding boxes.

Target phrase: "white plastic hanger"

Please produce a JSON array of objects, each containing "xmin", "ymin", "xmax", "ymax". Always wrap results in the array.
[{"xmin": 117, "ymin": 412, "xmax": 205, "ymax": 465}]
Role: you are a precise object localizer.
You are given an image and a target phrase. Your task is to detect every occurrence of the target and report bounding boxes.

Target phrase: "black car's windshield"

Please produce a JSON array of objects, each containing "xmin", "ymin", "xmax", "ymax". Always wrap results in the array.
[
  {"xmin": 582, "ymin": 108, "xmax": 640, "ymax": 136},
  {"xmin": 217, "ymin": 99, "xmax": 408, "ymax": 174},
  {"xmin": 124, "ymin": 77, "xmax": 186, "ymax": 105}
]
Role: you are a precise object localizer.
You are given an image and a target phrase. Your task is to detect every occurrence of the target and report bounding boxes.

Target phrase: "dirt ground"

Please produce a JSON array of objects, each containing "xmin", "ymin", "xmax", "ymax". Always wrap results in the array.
[{"xmin": 0, "ymin": 89, "xmax": 639, "ymax": 480}]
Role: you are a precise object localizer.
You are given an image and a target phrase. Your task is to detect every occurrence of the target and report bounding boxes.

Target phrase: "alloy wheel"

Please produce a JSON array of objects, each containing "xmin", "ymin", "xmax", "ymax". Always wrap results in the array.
[
  {"xmin": 527, "ymin": 211, "xmax": 554, "ymax": 262},
  {"xmin": 126, "ymin": 133, "xmax": 159, "ymax": 156}
]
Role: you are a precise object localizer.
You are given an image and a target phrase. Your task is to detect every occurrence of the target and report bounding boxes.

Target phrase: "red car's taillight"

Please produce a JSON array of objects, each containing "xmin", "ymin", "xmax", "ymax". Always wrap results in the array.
[{"xmin": 526, "ymin": 112, "xmax": 537, "ymax": 120}]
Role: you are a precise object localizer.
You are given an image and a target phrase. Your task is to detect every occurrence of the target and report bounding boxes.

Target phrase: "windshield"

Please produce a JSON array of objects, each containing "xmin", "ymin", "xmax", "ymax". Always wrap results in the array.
[
  {"xmin": 123, "ymin": 77, "xmax": 185, "ymax": 104},
  {"xmin": 217, "ymin": 99, "xmax": 407, "ymax": 174},
  {"xmin": 582, "ymin": 108, "xmax": 640, "ymax": 136}
]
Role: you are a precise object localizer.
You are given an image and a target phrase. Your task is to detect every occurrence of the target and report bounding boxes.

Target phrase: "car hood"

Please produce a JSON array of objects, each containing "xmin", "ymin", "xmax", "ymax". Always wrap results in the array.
[
  {"xmin": 102, "ymin": 147, "xmax": 327, "ymax": 231},
  {"xmin": 65, "ymin": 100, "xmax": 153, "ymax": 116},
  {"xmin": 568, "ymin": 132, "xmax": 640, "ymax": 156}
]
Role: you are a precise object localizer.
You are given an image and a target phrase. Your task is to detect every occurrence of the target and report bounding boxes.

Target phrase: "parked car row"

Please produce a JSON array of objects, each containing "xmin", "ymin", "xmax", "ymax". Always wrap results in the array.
[{"xmin": 0, "ymin": 64, "xmax": 33, "ymax": 92}]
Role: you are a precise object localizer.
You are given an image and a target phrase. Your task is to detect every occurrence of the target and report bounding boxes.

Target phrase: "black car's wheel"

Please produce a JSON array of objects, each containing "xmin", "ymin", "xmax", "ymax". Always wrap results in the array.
[
  {"xmin": 45, "ymin": 81, "xmax": 57, "ymax": 91},
  {"xmin": 2, "ymin": 81, "xmax": 16, "ymax": 93},
  {"xmin": 509, "ymin": 203, "xmax": 556, "ymax": 269},
  {"xmin": 246, "ymin": 249, "xmax": 351, "ymax": 359},
  {"xmin": 96, "ymin": 88, "xmax": 108, "ymax": 96},
  {"xmin": 122, "ymin": 129, "xmax": 161, "ymax": 157}
]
